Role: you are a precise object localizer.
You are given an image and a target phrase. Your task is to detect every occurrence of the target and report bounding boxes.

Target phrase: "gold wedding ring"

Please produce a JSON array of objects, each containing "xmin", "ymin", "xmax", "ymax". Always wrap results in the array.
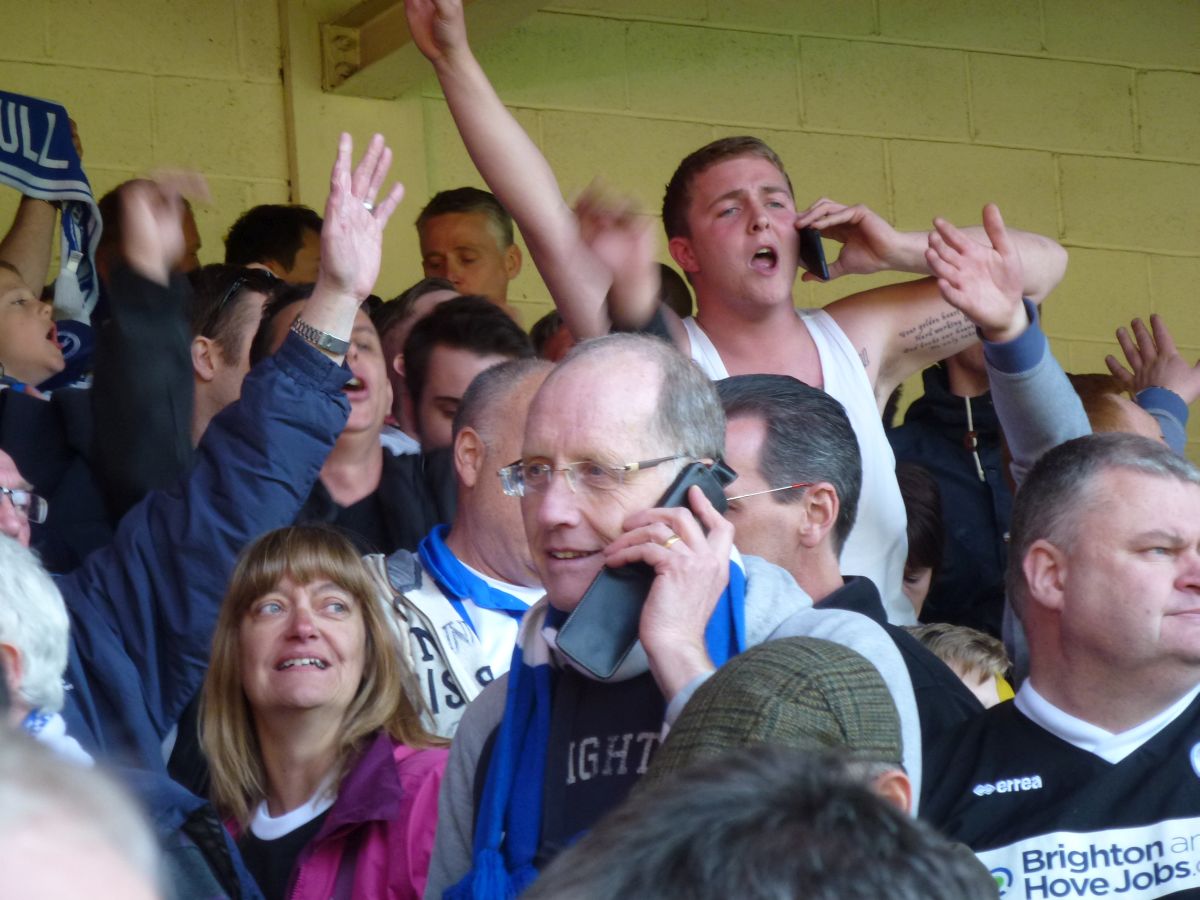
[{"xmin": 662, "ymin": 534, "xmax": 681, "ymax": 550}]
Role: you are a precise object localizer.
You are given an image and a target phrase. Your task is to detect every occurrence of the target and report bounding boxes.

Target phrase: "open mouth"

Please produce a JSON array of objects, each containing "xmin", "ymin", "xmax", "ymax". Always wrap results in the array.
[
  {"xmin": 548, "ymin": 550, "xmax": 598, "ymax": 561},
  {"xmin": 276, "ymin": 657, "xmax": 329, "ymax": 670},
  {"xmin": 47, "ymin": 323, "xmax": 58, "ymax": 344},
  {"xmin": 750, "ymin": 247, "xmax": 778, "ymax": 272}
]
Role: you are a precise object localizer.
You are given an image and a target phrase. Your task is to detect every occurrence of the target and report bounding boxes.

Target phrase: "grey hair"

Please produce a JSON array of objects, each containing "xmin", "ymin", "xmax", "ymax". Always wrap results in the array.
[
  {"xmin": 452, "ymin": 357, "xmax": 554, "ymax": 442},
  {"xmin": 1007, "ymin": 432, "xmax": 1200, "ymax": 617},
  {"xmin": 0, "ymin": 537, "xmax": 69, "ymax": 713},
  {"xmin": 717, "ymin": 375, "xmax": 861, "ymax": 554},
  {"xmin": 553, "ymin": 333, "xmax": 726, "ymax": 460}
]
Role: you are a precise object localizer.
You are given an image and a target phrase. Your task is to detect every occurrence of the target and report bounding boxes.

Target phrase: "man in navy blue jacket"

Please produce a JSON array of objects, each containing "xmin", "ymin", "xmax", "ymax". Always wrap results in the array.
[{"xmin": 1, "ymin": 131, "xmax": 404, "ymax": 771}]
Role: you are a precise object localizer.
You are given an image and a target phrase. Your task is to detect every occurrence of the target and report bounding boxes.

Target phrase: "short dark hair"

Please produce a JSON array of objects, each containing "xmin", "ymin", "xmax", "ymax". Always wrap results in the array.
[
  {"xmin": 416, "ymin": 187, "xmax": 514, "ymax": 248},
  {"xmin": 403, "ymin": 295, "xmax": 533, "ymax": 406},
  {"xmin": 662, "ymin": 136, "xmax": 793, "ymax": 240},
  {"xmin": 187, "ymin": 264, "xmax": 277, "ymax": 364},
  {"xmin": 223, "ymin": 205, "xmax": 323, "ymax": 270},
  {"xmin": 717, "ymin": 374, "xmax": 860, "ymax": 553},
  {"xmin": 528, "ymin": 310, "xmax": 564, "ymax": 358},
  {"xmin": 525, "ymin": 745, "xmax": 997, "ymax": 900},
  {"xmin": 248, "ymin": 282, "xmax": 316, "ymax": 367},
  {"xmin": 1007, "ymin": 433, "xmax": 1200, "ymax": 616},
  {"xmin": 657, "ymin": 263, "xmax": 693, "ymax": 318},
  {"xmin": 372, "ymin": 277, "xmax": 457, "ymax": 340},
  {"xmin": 895, "ymin": 462, "xmax": 944, "ymax": 575}
]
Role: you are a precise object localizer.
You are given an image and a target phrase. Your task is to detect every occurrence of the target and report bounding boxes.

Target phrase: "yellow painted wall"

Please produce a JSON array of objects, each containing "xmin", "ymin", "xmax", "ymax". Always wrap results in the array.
[
  {"xmin": 408, "ymin": 0, "xmax": 1200, "ymax": 454},
  {"xmin": 1, "ymin": 0, "xmax": 1197, "ymax": 453},
  {"xmin": 0, "ymin": 0, "xmax": 290, "ymax": 273}
]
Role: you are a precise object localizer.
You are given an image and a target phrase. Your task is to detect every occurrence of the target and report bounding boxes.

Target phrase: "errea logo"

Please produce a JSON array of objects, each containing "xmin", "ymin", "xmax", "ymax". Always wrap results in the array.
[{"xmin": 972, "ymin": 775, "xmax": 1043, "ymax": 797}]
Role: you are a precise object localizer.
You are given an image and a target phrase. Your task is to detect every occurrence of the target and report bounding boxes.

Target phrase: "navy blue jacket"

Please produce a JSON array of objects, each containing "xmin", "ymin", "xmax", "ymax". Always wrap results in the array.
[
  {"xmin": 58, "ymin": 330, "xmax": 350, "ymax": 769},
  {"xmin": 888, "ymin": 365, "xmax": 1013, "ymax": 637}
]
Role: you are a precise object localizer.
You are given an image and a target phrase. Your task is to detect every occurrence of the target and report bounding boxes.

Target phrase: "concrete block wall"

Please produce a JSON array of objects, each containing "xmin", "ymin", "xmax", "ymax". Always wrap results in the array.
[
  {"xmin": 0, "ymin": 1, "xmax": 1196, "ymax": 455},
  {"xmin": 413, "ymin": 0, "xmax": 1200, "ymax": 456},
  {"xmin": 0, "ymin": 0, "xmax": 289, "ymax": 278}
]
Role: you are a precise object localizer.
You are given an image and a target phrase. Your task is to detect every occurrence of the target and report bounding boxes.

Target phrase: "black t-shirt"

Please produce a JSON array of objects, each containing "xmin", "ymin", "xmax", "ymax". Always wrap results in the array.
[
  {"xmin": 471, "ymin": 667, "xmax": 668, "ymax": 871},
  {"xmin": 237, "ymin": 809, "xmax": 329, "ymax": 900},
  {"xmin": 922, "ymin": 692, "xmax": 1200, "ymax": 900}
]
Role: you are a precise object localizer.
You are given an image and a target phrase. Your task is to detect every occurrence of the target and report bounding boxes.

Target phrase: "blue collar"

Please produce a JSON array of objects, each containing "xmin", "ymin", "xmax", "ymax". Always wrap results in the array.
[{"xmin": 417, "ymin": 525, "xmax": 530, "ymax": 634}]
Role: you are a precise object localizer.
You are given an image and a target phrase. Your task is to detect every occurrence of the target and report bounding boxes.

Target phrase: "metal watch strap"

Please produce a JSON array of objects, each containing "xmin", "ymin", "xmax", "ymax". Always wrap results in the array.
[{"xmin": 290, "ymin": 316, "xmax": 350, "ymax": 355}]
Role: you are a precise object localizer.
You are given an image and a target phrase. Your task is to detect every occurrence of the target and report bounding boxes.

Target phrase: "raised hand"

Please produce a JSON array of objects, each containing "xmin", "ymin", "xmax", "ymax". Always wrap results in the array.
[
  {"xmin": 925, "ymin": 204, "xmax": 1026, "ymax": 343},
  {"xmin": 1106, "ymin": 314, "xmax": 1200, "ymax": 405},
  {"xmin": 794, "ymin": 198, "xmax": 911, "ymax": 281},
  {"xmin": 317, "ymin": 132, "xmax": 404, "ymax": 303},
  {"xmin": 119, "ymin": 171, "xmax": 209, "ymax": 286},
  {"xmin": 575, "ymin": 183, "xmax": 658, "ymax": 328},
  {"xmin": 404, "ymin": 0, "xmax": 469, "ymax": 65}
]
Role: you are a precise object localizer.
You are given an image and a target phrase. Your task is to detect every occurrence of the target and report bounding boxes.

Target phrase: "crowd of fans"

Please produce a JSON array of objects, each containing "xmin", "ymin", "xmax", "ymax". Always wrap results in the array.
[{"xmin": 2, "ymin": 1, "xmax": 1199, "ymax": 898}]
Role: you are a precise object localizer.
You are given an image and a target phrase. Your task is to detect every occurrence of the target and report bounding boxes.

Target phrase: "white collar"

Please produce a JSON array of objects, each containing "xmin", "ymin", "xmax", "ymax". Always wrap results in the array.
[
  {"xmin": 249, "ymin": 771, "xmax": 337, "ymax": 840},
  {"xmin": 1016, "ymin": 680, "xmax": 1200, "ymax": 764}
]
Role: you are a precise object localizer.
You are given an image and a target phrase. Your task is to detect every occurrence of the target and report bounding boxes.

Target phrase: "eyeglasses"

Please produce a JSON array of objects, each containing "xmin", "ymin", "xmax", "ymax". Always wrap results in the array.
[
  {"xmin": 0, "ymin": 486, "xmax": 48, "ymax": 523},
  {"xmin": 726, "ymin": 482, "xmax": 813, "ymax": 503},
  {"xmin": 499, "ymin": 455, "xmax": 684, "ymax": 498}
]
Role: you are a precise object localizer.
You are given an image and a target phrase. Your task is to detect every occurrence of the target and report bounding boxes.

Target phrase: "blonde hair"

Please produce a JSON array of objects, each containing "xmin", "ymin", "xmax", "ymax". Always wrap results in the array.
[
  {"xmin": 200, "ymin": 524, "xmax": 443, "ymax": 825},
  {"xmin": 905, "ymin": 622, "xmax": 1010, "ymax": 681}
]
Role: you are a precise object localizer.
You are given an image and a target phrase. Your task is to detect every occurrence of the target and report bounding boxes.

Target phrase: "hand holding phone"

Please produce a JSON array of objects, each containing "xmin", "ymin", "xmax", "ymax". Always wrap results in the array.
[{"xmin": 555, "ymin": 460, "xmax": 736, "ymax": 679}]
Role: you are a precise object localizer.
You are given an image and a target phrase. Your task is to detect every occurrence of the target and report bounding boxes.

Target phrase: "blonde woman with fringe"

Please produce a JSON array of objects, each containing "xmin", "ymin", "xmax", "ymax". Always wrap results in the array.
[{"xmin": 201, "ymin": 524, "xmax": 447, "ymax": 900}]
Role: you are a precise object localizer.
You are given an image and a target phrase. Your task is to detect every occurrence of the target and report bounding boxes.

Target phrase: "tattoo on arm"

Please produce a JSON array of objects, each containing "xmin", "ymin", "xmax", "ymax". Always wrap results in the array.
[
  {"xmin": 858, "ymin": 347, "xmax": 869, "ymax": 368},
  {"xmin": 898, "ymin": 308, "xmax": 975, "ymax": 355}
]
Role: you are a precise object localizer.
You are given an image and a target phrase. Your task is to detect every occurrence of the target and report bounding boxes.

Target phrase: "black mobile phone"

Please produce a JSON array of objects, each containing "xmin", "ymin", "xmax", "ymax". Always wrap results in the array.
[
  {"xmin": 799, "ymin": 227, "xmax": 830, "ymax": 281},
  {"xmin": 555, "ymin": 459, "xmax": 737, "ymax": 679}
]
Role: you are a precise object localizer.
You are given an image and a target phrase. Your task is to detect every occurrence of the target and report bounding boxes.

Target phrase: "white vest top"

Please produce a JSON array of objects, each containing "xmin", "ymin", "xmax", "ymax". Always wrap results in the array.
[{"xmin": 682, "ymin": 310, "xmax": 913, "ymax": 624}]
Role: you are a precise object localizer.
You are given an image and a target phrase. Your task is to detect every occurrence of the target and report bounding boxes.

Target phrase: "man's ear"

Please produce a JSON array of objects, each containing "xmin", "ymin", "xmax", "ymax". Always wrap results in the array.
[
  {"xmin": 0, "ymin": 642, "xmax": 24, "ymax": 709},
  {"xmin": 505, "ymin": 243, "xmax": 522, "ymax": 280},
  {"xmin": 454, "ymin": 426, "xmax": 486, "ymax": 489},
  {"xmin": 255, "ymin": 260, "xmax": 287, "ymax": 280},
  {"xmin": 872, "ymin": 768, "xmax": 913, "ymax": 816},
  {"xmin": 797, "ymin": 483, "xmax": 839, "ymax": 549},
  {"xmin": 381, "ymin": 376, "xmax": 394, "ymax": 418},
  {"xmin": 1023, "ymin": 539, "xmax": 1068, "ymax": 613},
  {"xmin": 668, "ymin": 235, "xmax": 699, "ymax": 275},
  {"xmin": 191, "ymin": 336, "xmax": 217, "ymax": 383}
]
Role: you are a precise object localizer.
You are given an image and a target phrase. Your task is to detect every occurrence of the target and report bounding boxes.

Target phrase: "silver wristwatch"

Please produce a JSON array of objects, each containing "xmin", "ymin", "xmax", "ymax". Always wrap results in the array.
[{"xmin": 290, "ymin": 316, "xmax": 350, "ymax": 355}]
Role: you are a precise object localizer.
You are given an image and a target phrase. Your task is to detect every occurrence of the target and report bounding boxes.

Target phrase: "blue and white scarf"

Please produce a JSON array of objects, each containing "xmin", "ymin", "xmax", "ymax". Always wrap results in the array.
[
  {"xmin": 418, "ymin": 524, "xmax": 530, "ymax": 635},
  {"xmin": 447, "ymin": 560, "xmax": 747, "ymax": 899},
  {"xmin": 0, "ymin": 91, "xmax": 100, "ymax": 324},
  {"xmin": 23, "ymin": 707, "xmax": 94, "ymax": 767}
]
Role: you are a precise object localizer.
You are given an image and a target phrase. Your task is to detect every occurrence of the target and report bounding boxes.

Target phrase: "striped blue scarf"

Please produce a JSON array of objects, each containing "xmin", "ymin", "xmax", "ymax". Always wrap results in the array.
[
  {"xmin": 446, "ymin": 560, "xmax": 747, "ymax": 899},
  {"xmin": 0, "ymin": 91, "xmax": 100, "ymax": 324}
]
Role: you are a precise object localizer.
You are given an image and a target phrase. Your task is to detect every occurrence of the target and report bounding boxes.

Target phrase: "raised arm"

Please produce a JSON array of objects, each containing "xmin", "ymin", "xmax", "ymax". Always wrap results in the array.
[
  {"xmin": 1106, "ymin": 314, "xmax": 1199, "ymax": 455},
  {"xmin": 404, "ymin": 0, "xmax": 613, "ymax": 338},
  {"xmin": 60, "ymin": 134, "xmax": 403, "ymax": 765},
  {"xmin": 917, "ymin": 202, "xmax": 1087, "ymax": 485},
  {"xmin": 92, "ymin": 174, "xmax": 207, "ymax": 519},
  {"xmin": 0, "ymin": 121, "xmax": 84, "ymax": 292},
  {"xmin": 819, "ymin": 203, "xmax": 1067, "ymax": 403},
  {"xmin": 0, "ymin": 197, "xmax": 57, "ymax": 292}
]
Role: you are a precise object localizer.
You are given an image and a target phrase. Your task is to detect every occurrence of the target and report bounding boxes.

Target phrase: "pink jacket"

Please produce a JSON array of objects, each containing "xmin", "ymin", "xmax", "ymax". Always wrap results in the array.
[{"xmin": 234, "ymin": 732, "xmax": 448, "ymax": 900}]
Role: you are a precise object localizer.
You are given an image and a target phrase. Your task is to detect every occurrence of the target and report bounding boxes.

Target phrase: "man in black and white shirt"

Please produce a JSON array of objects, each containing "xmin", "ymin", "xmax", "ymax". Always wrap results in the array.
[{"xmin": 923, "ymin": 432, "xmax": 1200, "ymax": 900}]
